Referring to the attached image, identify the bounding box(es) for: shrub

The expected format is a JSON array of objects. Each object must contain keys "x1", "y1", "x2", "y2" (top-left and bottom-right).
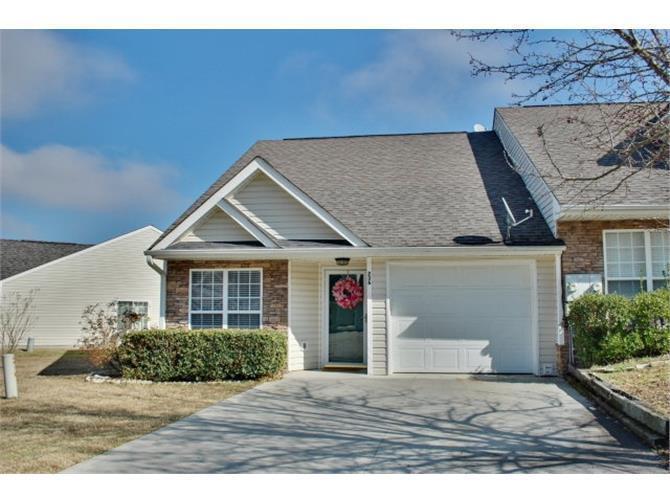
[
  {"x1": 78, "y1": 302, "x2": 148, "y2": 369},
  {"x1": 630, "y1": 289, "x2": 670, "y2": 357},
  {"x1": 117, "y1": 328, "x2": 287, "y2": 381},
  {"x1": 568, "y1": 289, "x2": 670, "y2": 367},
  {"x1": 568, "y1": 293, "x2": 632, "y2": 366}
]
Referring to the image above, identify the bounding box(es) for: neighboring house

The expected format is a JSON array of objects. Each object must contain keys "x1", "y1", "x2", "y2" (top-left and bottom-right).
[
  {"x1": 494, "y1": 103, "x2": 669, "y2": 367},
  {"x1": 0, "y1": 226, "x2": 164, "y2": 347}
]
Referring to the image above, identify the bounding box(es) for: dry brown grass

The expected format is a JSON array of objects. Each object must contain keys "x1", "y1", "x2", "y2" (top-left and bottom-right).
[
  {"x1": 0, "y1": 349, "x2": 258, "y2": 473},
  {"x1": 593, "y1": 360, "x2": 670, "y2": 417}
]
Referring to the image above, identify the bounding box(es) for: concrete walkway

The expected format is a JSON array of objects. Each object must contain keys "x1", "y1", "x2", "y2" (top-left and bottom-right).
[{"x1": 66, "y1": 372, "x2": 667, "y2": 473}]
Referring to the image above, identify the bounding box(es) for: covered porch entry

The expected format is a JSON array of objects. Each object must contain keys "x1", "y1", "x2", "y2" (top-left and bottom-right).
[{"x1": 288, "y1": 258, "x2": 370, "y2": 373}]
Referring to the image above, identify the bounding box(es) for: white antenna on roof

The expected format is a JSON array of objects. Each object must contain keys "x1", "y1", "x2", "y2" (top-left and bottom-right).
[
  {"x1": 473, "y1": 123, "x2": 486, "y2": 132},
  {"x1": 502, "y1": 197, "x2": 534, "y2": 242}
]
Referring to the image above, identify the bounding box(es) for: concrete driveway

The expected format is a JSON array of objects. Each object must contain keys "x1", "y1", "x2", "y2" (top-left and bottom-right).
[{"x1": 66, "y1": 372, "x2": 666, "y2": 473}]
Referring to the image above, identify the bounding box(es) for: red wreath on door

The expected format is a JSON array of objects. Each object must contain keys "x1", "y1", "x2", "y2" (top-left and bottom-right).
[{"x1": 331, "y1": 276, "x2": 364, "y2": 310}]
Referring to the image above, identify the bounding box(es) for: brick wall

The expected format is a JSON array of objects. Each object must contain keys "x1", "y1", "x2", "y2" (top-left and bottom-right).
[
  {"x1": 165, "y1": 260, "x2": 288, "y2": 330},
  {"x1": 556, "y1": 219, "x2": 668, "y2": 373},
  {"x1": 558, "y1": 219, "x2": 669, "y2": 275}
]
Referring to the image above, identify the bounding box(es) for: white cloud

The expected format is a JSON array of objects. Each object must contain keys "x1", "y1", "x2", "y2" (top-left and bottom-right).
[
  {"x1": 312, "y1": 30, "x2": 530, "y2": 121},
  {"x1": 1, "y1": 144, "x2": 183, "y2": 214},
  {"x1": 0, "y1": 30, "x2": 135, "y2": 118}
]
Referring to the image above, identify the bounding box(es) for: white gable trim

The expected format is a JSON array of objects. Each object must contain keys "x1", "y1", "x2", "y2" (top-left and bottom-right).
[
  {"x1": 153, "y1": 157, "x2": 367, "y2": 250},
  {"x1": 1, "y1": 226, "x2": 162, "y2": 285},
  {"x1": 216, "y1": 199, "x2": 278, "y2": 248}
]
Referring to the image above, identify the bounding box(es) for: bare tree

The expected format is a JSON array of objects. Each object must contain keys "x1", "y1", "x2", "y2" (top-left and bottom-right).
[
  {"x1": 0, "y1": 290, "x2": 37, "y2": 354},
  {"x1": 78, "y1": 301, "x2": 147, "y2": 369},
  {"x1": 455, "y1": 29, "x2": 669, "y2": 205}
]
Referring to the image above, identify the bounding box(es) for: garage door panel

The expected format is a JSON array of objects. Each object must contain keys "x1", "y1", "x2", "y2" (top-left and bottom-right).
[
  {"x1": 463, "y1": 347, "x2": 493, "y2": 372},
  {"x1": 391, "y1": 289, "x2": 531, "y2": 318},
  {"x1": 389, "y1": 263, "x2": 535, "y2": 374},
  {"x1": 395, "y1": 347, "x2": 426, "y2": 371},
  {"x1": 430, "y1": 348, "x2": 460, "y2": 371}
]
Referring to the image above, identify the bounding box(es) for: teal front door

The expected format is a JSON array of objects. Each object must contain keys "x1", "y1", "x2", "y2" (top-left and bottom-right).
[{"x1": 327, "y1": 272, "x2": 365, "y2": 363}]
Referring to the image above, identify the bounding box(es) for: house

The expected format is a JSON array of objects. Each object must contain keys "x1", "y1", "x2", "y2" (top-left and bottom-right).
[
  {"x1": 146, "y1": 103, "x2": 669, "y2": 377},
  {"x1": 0, "y1": 226, "x2": 164, "y2": 347},
  {"x1": 147, "y1": 131, "x2": 566, "y2": 376},
  {"x1": 494, "y1": 103, "x2": 670, "y2": 365}
]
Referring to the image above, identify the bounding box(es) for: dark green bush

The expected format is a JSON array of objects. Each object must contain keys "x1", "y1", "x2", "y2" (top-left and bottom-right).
[
  {"x1": 630, "y1": 289, "x2": 670, "y2": 357},
  {"x1": 117, "y1": 328, "x2": 287, "y2": 381},
  {"x1": 568, "y1": 289, "x2": 670, "y2": 367}
]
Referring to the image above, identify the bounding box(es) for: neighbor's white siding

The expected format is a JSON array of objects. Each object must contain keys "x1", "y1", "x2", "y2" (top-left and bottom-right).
[
  {"x1": 368, "y1": 255, "x2": 559, "y2": 375},
  {"x1": 493, "y1": 110, "x2": 561, "y2": 235},
  {"x1": 180, "y1": 207, "x2": 252, "y2": 242},
  {"x1": 0, "y1": 227, "x2": 163, "y2": 347},
  {"x1": 229, "y1": 172, "x2": 340, "y2": 241}
]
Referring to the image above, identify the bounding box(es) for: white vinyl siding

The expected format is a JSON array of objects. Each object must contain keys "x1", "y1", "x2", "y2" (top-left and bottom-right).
[
  {"x1": 228, "y1": 172, "x2": 341, "y2": 241},
  {"x1": 604, "y1": 230, "x2": 670, "y2": 296},
  {"x1": 493, "y1": 110, "x2": 560, "y2": 235},
  {"x1": 287, "y1": 258, "x2": 366, "y2": 371},
  {"x1": 536, "y1": 256, "x2": 559, "y2": 369},
  {"x1": 288, "y1": 261, "x2": 321, "y2": 370},
  {"x1": 0, "y1": 227, "x2": 162, "y2": 347},
  {"x1": 370, "y1": 258, "x2": 388, "y2": 375},
  {"x1": 180, "y1": 207, "x2": 254, "y2": 243}
]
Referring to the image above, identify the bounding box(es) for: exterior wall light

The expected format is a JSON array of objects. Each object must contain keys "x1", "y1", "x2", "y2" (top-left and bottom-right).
[{"x1": 335, "y1": 257, "x2": 350, "y2": 266}]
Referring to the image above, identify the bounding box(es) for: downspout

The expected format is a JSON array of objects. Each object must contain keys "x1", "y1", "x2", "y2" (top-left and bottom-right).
[{"x1": 146, "y1": 255, "x2": 166, "y2": 328}]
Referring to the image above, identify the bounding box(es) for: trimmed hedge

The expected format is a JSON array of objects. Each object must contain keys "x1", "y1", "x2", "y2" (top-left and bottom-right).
[
  {"x1": 568, "y1": 289, "x2": 670, "y2": 367},
  {"x1": 117, "y1": 328, "x2": 287, "y2": 381}
]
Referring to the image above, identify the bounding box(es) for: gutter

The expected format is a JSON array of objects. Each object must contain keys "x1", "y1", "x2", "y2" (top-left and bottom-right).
[
  {"x1": 559, "y1": 205, "x2": 670, "y2": 221},
  {"x1": 145, "y1": 255, "x2": 165, "y2": 275},
  {"x1": 146, "y1": 245, "x2": 566, "y2": 261}
]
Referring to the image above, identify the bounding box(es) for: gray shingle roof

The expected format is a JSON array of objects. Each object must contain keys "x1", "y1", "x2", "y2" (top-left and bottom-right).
[
  {"x1": 0, "y1": 239, "x2": 91, "y2": 280},
  {"x1": 154, "y1": 131, "x2": 559, "y2": 249},
  {"x1": 496, "y1": 103, "x2": 670, "y2": 207}
]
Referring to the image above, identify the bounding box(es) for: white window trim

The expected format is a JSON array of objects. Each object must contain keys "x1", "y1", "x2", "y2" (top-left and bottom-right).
[
  {"x1": 603, "y1": 229, "x2": 670, "y2": 294},
  {"x1": 188, "y1": 268, "x2": 263, "y2": 329}
]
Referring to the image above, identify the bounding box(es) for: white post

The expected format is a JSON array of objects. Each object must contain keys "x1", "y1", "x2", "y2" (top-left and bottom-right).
[{"x1": 3, "y1": 353, "x2": 18, "y2": 399}]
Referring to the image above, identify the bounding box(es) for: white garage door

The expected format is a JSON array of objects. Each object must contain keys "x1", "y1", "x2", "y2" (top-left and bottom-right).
[{"x1": 389, "y1": 262, "x2": 535, "y2": 373}]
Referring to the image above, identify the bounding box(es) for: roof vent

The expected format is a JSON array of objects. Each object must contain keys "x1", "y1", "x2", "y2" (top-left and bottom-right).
[{"x1": 473, "y1": 123, "x2": 486, "y2": 132}]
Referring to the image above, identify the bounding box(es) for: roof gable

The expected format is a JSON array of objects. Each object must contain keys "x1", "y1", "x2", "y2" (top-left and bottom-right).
[
  {"x1": 154, "y1": 132, "x2": 559, "y2": 249},
  {"x1": 152, "y1": 157, "x2": 366, "y2": 250},
  {"x1": 178, "y1": 206, "x2": 262, "y2": 244},
  {"x1": 228, "y1": 171, "x2": 341, "y2": 241}
]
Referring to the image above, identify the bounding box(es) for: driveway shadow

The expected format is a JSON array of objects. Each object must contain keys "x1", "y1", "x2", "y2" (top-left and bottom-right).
[{"x1": 66, "y1": 373, "x2": 667, "y2": 474}]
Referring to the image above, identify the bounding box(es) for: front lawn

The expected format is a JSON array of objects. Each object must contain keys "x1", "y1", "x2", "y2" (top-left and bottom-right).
[
  {"x1": 591, "y1": 355, "x2": 670, "y2": 417},
  {"x1": 0, "y1": 349, "x2": 258, "y2": 473}
]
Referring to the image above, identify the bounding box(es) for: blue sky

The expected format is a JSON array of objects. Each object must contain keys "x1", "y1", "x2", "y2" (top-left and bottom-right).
[{"x1": 1, "y1": 30, "x2": 577, "y2": 244}]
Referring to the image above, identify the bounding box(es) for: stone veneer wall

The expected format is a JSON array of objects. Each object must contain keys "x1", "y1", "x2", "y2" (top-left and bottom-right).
[{"x1": 165, "y1": 260, "x2": 288, "y2": 330}]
